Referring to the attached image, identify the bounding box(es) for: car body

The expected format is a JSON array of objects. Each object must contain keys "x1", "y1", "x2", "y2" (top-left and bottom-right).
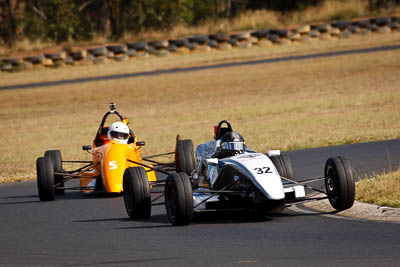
[
  {"x1": 121, "y1": 120, "x2": 355, "y2": 226},
  {"x1": 161, "y1": 120, "x2": 355, "y2": 225},
  {"x1": 192, "y1": 143, "x2": 305, "y2": 212},
  {"x1": 36, "y1": 103, "x2": 164, "y2": 201},
  {"x1": 79, "y1": 103, "x2": 156, "y2": 193}
]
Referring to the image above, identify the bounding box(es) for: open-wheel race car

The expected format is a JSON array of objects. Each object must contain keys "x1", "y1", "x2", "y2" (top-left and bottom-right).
[
  {"x1": 123, "y1": 120, "x2": 355, "y2": 226},
  {"x1": 36, "y1": 103, "x2": 175, "y2": 201}
]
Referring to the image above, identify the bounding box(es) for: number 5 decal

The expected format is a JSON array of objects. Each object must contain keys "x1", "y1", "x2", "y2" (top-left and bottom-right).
[{"x1": 109, "y1": 161, "x2": 118, "y2": 170}]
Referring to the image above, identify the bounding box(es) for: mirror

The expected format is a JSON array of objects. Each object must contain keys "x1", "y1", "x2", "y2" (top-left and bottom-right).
[
  {"x1": 82, "y1": 145, "x2": 92, "y2": 151},
  {"x1": 136, "y1": 141, "x2": 145, "y2": 147},
  {"x1": 268, "y1": 150, "x2": 281, "y2": 156}
]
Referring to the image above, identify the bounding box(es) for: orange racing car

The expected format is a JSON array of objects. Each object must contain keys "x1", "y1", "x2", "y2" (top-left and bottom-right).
[{"x1": 36, "y1": 103, "x2": 175, "y2": 201}]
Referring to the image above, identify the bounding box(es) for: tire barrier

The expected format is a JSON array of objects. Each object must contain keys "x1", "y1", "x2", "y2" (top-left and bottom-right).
[
  {"x1": 87, "y1": 47, "x2": 107, "y2": 57},
  {"x1": 45, "y1": 51, "x2": 67, "y2": 67},
  {"x1": 1, "y1": 14, "x2": 400, "y2": 72}
]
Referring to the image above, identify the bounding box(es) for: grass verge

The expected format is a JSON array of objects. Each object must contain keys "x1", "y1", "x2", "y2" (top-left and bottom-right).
[
  {"x1": 356, "y1": 170, "x2": 400, "y2": 208},
  {"x1": 0, "y1": 33, "x2": 399, "y2": 183}
]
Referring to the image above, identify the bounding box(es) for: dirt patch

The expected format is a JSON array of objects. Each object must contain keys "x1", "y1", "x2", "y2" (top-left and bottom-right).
[{"x1": 303, "y1": 195, "x2": 400, "y2": 223}]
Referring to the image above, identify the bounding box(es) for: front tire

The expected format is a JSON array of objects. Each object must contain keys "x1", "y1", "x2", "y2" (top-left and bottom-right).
[
  {"x1": 36, "y1": 157, "x2": 55, "y2": 201},
  {"x1": 175, "y1": 139, "x2": 196, "y2": 176},
  {"x1": 123, "y1": 167, "x2": 151, "y2": 219},
  {"x1": 270, "y1": 154, "x2": 294, "y2": 180},
  {"x1": 44, "y1": 150, "x2": 64, "y2": 195},
  {"x1": 165, "y1": 172, "x2": 193, "y2": 226},
  {"x1": 324, "y1": 156, "x2": 355, "y2": 210}
]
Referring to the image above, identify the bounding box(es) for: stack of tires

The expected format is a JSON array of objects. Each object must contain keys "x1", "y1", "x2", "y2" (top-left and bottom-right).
[
  {"x1": 127, "y1": 42, "x2": 148, "y2": 58},
  {"x1": 87, "y1": 47, "x2": 108, "y2": 64},
  {"x1": 1, "y1": 14, "x2": 399, "y2": 72},
  {"x1": 107, "y1": 45, "x2": 128, "y2": 62},
  {"x1": 148, "y1": 40, "x2": 169, "y2": 56}
]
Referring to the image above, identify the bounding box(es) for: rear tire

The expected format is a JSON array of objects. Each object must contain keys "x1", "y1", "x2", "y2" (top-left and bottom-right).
[
  {"x1": 324, "y1": 156, "x2": 355, "y2": 210},
  {"x1": 36, "y1": 157, "x2": 55, "y2": 201},
  {"x1": 165, "y1": 172, "x2": 193, "y2": 226},
  {"x1": 270, "y1": 154, "x2": 294, "y2": 180},
  {"x1": 44, "y1": 150, "x2": 64, "y2": 195},
  {"x1": 175, "y1": 139, "x2": 196, "y2": 175},
  {"x1": 123, "y1": 167, "x2": 151, "y2": 219}
]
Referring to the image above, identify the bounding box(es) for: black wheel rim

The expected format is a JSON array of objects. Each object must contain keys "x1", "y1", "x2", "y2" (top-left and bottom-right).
[
  {"x1": 326, "y1": 166, "x2": 338, "y2": 202},
  {"x1": 166, "y1": 182, "x2": 176, "y2": 220}
]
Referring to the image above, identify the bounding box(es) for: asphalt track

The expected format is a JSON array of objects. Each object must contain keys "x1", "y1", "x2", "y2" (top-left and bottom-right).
[
  {"x1": 1, "y1": 140, "x2": 399, "y2": 266},
  {"x1": 1, "y1": 44, "x2": 400, "y2": 91}
]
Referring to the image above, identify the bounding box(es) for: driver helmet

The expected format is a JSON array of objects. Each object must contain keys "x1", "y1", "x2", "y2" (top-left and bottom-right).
[
  {"x1": 107, "y1": 122, "x2": 130, "y2": 144},
  {"x1": 219, "y1": 131, "x2": 245, "y2": 157}
]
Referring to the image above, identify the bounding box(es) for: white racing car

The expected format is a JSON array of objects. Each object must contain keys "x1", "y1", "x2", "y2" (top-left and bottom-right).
[
  {"x1": 165, "y1": 120, "x2": 355, "y2": 225},
  {"x1": 123, "y1": 120, "x2": 355, "y2": 226}
]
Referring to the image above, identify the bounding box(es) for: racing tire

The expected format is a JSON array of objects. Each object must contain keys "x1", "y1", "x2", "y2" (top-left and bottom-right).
[
  {"x1": 45, "y1": 51, "x2": 67, "y2": 61},
  {"x1": 126, "y1": 42, "x2": 147, "y2": 51},
  {"x1": 371, "y1": 16, "x2": 391, "y2": 27},
  {"x1": 270, "y1": 154, "x2": 294, "y2": 180},
  {"x1": 87, "y1": 47, "x2": 107, "y2": 57},
  {"x1": 269, "y1": 29, "x2": 288, "y2": 38},
  {"x1": 312, "y1": 23, "x2": 330, "y2": 33},
  {"x1": 268, "y1": 34, "x2": 280, "y2": 43},
  {"x1": 23, "y1": 55, "x2": 44, "y2": 65},
  {"x1": 352, "y1": 19, "x2": 370, "y2": 29},
  {"x1": 230, "y1": 32, "x2": 250, "y2": 41},
  {"x1": 208, "y1": 40, "x2": 218, "y2": 48},
  {"x1": 165, "y1": 172, "x2": 193, "y2": 226},
  {"x1": 169, "y1": 38, "x2": 189, "y2": 48},
  {"x1": 331, "y1": 20, "x2": 350, "y2": 31},
  {"x1": 44, "y1": 150, "x2": 64, "y2": 195},
  {"x1": 106, "y1": 45, "x2": 127, "y2": 54},
  {"x1": 251, "y1": 30, "x2": 269, "y2": 38},
  {"x1": 188, "y1": 35, "x2": 209, "y2": 45},
  {"x1": 68, "y1": 50, "x2": 86, "y2": 60},
  {"x1": 36, "y1": 157, "x2": 55, "y2": 201},
  {"x1": 175, "y1": 139, "x2": 196, "y2": 176},
  {"x1": 3, "y1": 57, "x2": 22, "y2": 65},
  {"x1": 210, "y1": 32, "x2": 230, "y2": 43},
  {"x1": 167, "y1": 45, "x2": 177, "y2": 52},
  {"x1": 148, "y1": 40, "x2": 169, "y2": 49},
  {"x1": 324, "y1": 156, "x2": 355, "y2": 211},
  {"x1": 123, "y1": 167, "x2": 151, "y2": 219}
]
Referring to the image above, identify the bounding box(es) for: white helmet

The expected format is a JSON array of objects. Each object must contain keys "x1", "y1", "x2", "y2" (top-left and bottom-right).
[{"x1": 107, "y1": 122, "x2": 130, "y2": 144}]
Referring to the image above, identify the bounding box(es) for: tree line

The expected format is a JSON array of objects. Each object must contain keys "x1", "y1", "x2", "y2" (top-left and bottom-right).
[{"x1": 1, "y1": 0, "x2": 399, "y2": 47}]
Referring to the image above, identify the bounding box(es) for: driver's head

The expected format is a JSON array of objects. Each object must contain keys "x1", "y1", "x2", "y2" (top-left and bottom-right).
[
  {"x1": 107, "y1": 122, "x2": 130, "y2": 144},
  {"x1": 219, "y1": 131, "x2": 245, "y2": 157}
]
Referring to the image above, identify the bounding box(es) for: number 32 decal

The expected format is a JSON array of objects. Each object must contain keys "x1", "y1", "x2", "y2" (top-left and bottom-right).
[{"x1": 254, "y1": 167, "x2": 272, "y2": 174}]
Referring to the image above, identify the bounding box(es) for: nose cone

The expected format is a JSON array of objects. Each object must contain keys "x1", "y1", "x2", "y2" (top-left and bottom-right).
[{"x1": 102, "y1": 142, "x2": 130, "y2": 193}]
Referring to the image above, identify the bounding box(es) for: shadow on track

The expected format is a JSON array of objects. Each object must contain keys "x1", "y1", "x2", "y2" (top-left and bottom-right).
[
  {"x1": 0, "y1": 194, "x2": 38, "y2": 199},
  {"x1": 54, "y1": 191, "x2": 123, "y2": 200},
  {"x1": 0, "y1": 200, "x2": 41, "y2": 206},
  {"x1": 73, "y1": 217, "x2": 132, "y2": 223},
  {"x1": 0, "y1": 194, "x2": 40, "y2": 205},
  {"x1": 114, "y1": 207, "x2": 339, "y2": 229},
  {"x1": 65, "y1": 257, "x2": 183, "y2": 266},
  {"x1": 0, "y1": 191, "x2": 123, "y2": 205}
]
